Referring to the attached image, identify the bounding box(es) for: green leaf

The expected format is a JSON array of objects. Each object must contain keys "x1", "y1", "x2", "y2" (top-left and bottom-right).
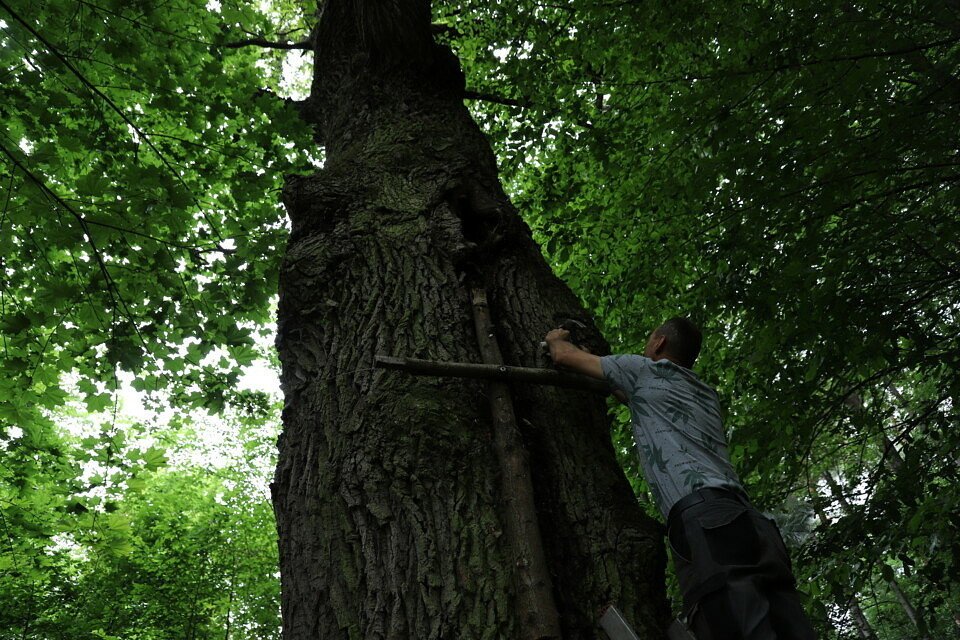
[
  {"x1": 141, "y1": 446, "x2": 168, "y2": 471},
  {"x1": 85, "y1": 392, "x2": 114, "y2": 413},
  {"x1": 879, "y1": 563, "x2": 895, "y2": 583}
]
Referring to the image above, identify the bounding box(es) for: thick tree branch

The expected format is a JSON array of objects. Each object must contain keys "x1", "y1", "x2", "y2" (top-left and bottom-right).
[
  {"x1": 223, "y1": 37, "x2": 312, "y2": 50},
  {"x1": 431, "y1": 22, "x2": 460, "y2": 38},
  {"x1": 463, "y1": 89, "x2": 531, "y2": 108}
]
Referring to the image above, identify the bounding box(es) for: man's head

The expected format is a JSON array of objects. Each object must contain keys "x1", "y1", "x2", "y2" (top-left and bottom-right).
[{"x1": 643, "y1": 317, "x2": 702, "y2": 369}]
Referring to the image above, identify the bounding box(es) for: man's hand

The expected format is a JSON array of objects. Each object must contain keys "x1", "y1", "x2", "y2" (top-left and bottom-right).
[{"x1": 544, "y1": 328, "x2": 604, "y2": 380}]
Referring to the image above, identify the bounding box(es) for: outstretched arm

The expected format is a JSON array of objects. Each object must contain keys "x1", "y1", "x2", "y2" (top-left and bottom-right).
[{"x1": 545, "y1": 329, "x2": 628, "y2": 404}]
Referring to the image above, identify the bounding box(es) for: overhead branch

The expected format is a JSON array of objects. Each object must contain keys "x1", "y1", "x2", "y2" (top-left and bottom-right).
[
  {"x1": 431, "y1": 22, "x2": 460, "y2": 38},
  {"x1": 608, "y1": 35, "x2": 960, "y2": 87},
  {"x1": 76, "y1": 0, "x2": 213, "y2": 47},
  {"x1": 463, "y1": 90, "x2": 599, "y2": 129},
  {"x1": 2, "y1": 147, "x2": 232, "y2": 256},
  {"x1": 0, "y1": 142, "x2": 143, "y2": 344},
  {"x1": 463, "y1": 89, "x2": 531, "y2": 109},
  {"x1": 223, "y1": 37, "x2": 312, "y2": 51},
  {"x1": 80, "y1": 217, "x2": 235, "y2": 254}
]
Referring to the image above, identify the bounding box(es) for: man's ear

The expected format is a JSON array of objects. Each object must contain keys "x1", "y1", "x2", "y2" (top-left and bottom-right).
[{"x1": 653, "y1": 334, "x2": 668, "y2": 356}]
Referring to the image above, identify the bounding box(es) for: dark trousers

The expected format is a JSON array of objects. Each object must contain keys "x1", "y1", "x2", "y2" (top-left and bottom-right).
[{"x1": 667, "y1": 488, "x2": 818, "y2": 640}]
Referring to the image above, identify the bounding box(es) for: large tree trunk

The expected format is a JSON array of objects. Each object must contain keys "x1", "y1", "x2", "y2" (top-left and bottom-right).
[{"x1": 272, "y1": 2, "x2": 669, "y2": 638}]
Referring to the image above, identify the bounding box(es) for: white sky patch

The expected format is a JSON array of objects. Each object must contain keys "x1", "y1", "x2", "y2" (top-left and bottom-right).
[
  {"x1": 82, "y1": 355, "x2": 280, "y2": 499},
  {"x1": 492, "y1": 42, "x2": 533, "y2": 62},
  {"x1": 88, "y1": 316, "x2": 281, "y2": 455},
  {"x1": 126, "y1": 123, "x2": 141, "y2": 143},
  {"x1": 240, "y1": 359, "x2": 281, "y2": 394},
  {"x1": 240, "y1": 318, "x2": 281, "y2": 394},
  {"x1": 48, "y1": 533, "x2": 87, "y2": 560},
  {"x1": 115, "y1": 370, "x2": 169, "y2": 423},
  {"x1": 279, "y1": 50, "x2": 312, "y2": 101},
  {"x1": 205, "y1": 0, "x2": 222, "y2": 12}
]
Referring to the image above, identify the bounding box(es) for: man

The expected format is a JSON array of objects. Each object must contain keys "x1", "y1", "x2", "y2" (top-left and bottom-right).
[{"x1": 545, "y1": 318, "x2": 816, "y2": 640}]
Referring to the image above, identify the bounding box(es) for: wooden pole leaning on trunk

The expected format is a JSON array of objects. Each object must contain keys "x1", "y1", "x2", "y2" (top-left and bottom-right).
[
  {"x1": 373, "y1": 290, "x2": 610, "y2": 638},
  {"x1": 470, "y1": 288, "x2": 562, "y2": 640}
]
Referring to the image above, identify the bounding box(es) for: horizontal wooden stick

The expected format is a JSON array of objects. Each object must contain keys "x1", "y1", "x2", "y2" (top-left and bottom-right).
[{"x1": 374, "y1": 355, "x2": 611, "y2": 393}]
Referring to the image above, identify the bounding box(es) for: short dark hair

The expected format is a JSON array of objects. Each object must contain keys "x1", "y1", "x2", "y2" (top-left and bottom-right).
[{"x1": 655, "y1": 317, "x2": 702, "y2": 368}]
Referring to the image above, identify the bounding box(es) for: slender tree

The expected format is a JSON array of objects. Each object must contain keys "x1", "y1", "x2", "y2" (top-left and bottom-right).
[{"x1": 271, "y1": 1, "x2": 668, "y2": 638}]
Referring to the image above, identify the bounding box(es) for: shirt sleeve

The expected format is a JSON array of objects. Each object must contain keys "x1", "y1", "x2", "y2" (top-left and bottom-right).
[{"x1": 600, "y1": 355, "x2": 651, "y2": 395}]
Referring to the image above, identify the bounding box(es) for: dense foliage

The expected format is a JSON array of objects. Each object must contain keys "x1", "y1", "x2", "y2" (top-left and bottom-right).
[
  {"x1": 1, "y1": 1, "x2": 303, "y2": 637},
  {"x1": 0, "y1": 390, "x2": 282, "y2": 640},
  {"x1": 2, "y1": 0, "x2": 958, "y2": 638}
]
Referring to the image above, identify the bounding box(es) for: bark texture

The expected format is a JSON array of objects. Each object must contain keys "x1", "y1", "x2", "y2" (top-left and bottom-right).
[{"x1": 272, "y1": 1, "x2": 670, "y2": 638}]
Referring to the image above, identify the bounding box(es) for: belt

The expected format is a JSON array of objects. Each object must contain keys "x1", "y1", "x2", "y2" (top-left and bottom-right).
[{"x1": 667, "y1": 486, "x2": 752, "y2": 531}]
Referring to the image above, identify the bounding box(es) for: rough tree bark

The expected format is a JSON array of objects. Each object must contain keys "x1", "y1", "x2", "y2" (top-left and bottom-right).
[{"x1": 272, "y1": 1, "x2": 669, "y2": 638}]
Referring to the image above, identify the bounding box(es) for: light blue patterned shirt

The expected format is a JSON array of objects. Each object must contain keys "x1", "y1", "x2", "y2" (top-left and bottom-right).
[{"x1": 601, "y1": 354, "x2": 744, "y2": 517}]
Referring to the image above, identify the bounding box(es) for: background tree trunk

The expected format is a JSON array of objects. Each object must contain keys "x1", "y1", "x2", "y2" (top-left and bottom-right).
[{"x1": 272, "y1": 2, "x2": 669, "y2": 638}]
